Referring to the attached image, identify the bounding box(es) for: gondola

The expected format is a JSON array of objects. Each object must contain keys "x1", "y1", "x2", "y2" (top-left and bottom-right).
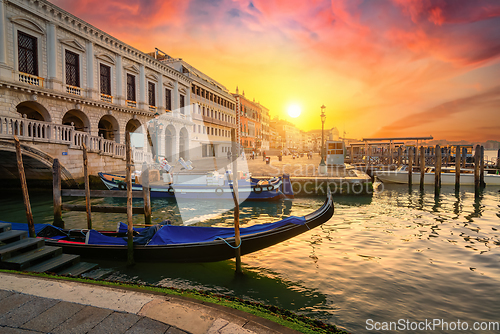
[{"x1": 13, "y1": 190, "x2": 333, "y2": 263}]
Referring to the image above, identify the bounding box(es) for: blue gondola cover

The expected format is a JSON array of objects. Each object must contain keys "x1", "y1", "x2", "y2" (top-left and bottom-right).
[{"x1": 87, "y1": 216, "x2": 306, "y2": 246}]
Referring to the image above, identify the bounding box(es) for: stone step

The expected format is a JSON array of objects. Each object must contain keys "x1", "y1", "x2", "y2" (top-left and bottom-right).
[
  {"x1": 81, "y1": 268, "x2": 115, "y2": 280},
  {"x1": 0, "y1": 230, "x2": 28, "y2": 243},
  {"x1": 3, "y1": 246, "x2": 63, "y2": 270},
  {"x1": 0, "y1": 238, "x2": 45, "y2": 262},
  {"x1": 57, "y1": 262, "x2": 99, "y2": 276},
  {"x1": 26, "y1": 254, "x2": 81, "y2": 273},
  {"x1": 0, "y1": 222, "x2": 12, "y2": 233}
]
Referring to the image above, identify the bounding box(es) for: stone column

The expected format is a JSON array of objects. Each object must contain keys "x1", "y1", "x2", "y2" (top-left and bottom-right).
[
  {"x1": 115, "y1": 54, "x2": 123, "y2": 105},
  {"x1": 0, "y1": 0, "x2": 11, "y2": 80},
  {"x1": 139, "y1": 64, "x2": 146, "y2": 110},
  {"x1": 86, "y1": 40, "x2": 98, "y2": 99},
  {"x1": 46, "y1": 22, "x2": 61, "y2": 90}
]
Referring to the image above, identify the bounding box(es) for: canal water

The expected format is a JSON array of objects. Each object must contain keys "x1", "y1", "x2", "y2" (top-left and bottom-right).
[{"x1": 1, "y1": 184, "x2": 500, "y2": 333}]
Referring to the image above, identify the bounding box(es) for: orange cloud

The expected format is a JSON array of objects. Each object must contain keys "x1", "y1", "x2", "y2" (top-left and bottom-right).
[{"x1": 49, "y1": 0, "x2": 500, "y2": 141}]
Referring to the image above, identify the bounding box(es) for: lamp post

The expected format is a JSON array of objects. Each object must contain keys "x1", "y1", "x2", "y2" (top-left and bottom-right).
[{"x1": 319, "y1": 105, "x2": 327, "y2": 174}]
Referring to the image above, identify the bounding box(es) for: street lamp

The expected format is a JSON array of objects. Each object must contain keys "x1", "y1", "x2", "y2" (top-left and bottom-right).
[{"x1": 319, "y1": 105, "x2": 327, "y2": 173}]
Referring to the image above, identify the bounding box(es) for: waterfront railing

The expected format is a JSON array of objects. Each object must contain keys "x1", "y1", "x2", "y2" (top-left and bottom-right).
[{"x1": 0, "y1": 115, "x2": 126, "y2": 160}]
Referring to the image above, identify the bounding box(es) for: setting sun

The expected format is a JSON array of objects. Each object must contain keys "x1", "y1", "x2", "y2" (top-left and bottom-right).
[{"x1": 287, "y1": 105, "x2": 301, "y2": 118}]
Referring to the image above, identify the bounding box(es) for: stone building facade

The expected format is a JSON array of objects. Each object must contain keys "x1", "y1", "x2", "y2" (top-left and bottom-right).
[
  {"x1": 233, "y1": 88, "x2": 263, "y2": 154},
  {"x1": 162, "y1": 57, "x2": 237, "y2": 159},
  {"x1": 0, "y1": 0, "x2": 193, "y2": 171}
]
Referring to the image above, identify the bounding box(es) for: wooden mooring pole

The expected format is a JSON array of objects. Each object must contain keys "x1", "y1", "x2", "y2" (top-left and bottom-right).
[
  {"x1": 52, "y1": 159, "x2": 63, "y2": 228},
  {"x1": 435, "y1": 145, "x2": 441, "y2": 193},
  {"x1": 474, "y1": 144, "x2": 480, "y2": 192},
  {"x1": 83, "y1": 144, "x2": 91, "y2": 229},
  {"x1": 408, "y1": 147, "x2": 413, "y2": 187},
  {"x1": 420, "y1": 146, "x2": 425, "y2": 190},
  {"x1": 462, "y1": 147, "x2": 467, "y2": 169},
  {"x1": 497, "y1": 149, "x2": 500, "y2": 169},
  {"x1": 231, "y1": 129, "x2": 242, "y2": 274},
  {"x1": 142, "y1": 164, "x2": 152, "y2": 225},
  {"x1": 397, "y1": 147, "x2": 402, "y2": 169},
  {"x1": 126, "y1": 132, "x2": 134, "y2": 265},
  {"x1": 14, "y1": 136, "x2": 35, "y2": 238},
  {"x1": 480, "y1": 146, "x2": 485, "y2": 187},
  {"x1": 455, "y1": 145, "x2": 461, "y2": 189}
]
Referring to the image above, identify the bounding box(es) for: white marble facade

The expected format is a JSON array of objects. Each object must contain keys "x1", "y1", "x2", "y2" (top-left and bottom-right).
[{"x1": 0, "y1": 0, "x2": 193, "y2": 160}]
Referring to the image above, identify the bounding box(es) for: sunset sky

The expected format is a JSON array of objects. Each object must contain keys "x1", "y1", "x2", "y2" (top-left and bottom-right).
[{"x1": 52, "y1": 0, "x2": 500, "y2": 142}]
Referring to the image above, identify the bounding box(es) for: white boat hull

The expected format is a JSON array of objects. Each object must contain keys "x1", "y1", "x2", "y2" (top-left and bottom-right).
[{"x1": 374, "y1": 171, "x2": 500, "y2": 185}]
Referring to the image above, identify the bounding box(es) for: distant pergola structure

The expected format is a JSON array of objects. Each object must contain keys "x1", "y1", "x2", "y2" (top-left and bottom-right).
[
  {"x1": 361, "y1": 136, "x2": 433, "y2": 152},
  {"x1": 361, "y1": 136, "x2": 434, "y2": 146},
  {"x1": 348, "y1": 136, "x2": 434, "y2": 163}
]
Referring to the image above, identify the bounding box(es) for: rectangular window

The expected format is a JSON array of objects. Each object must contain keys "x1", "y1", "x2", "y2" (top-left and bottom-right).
[
  {"x1": 100, "y1": 64, "x2": 111, "y2": 95},
  {"x1": 18, "y1": 31, "x2": 38, "y2": 76},
  {"x1": 148, "y1": 82, "x2": 156, "y2": 106},
  {"x1": 65, "y1": 50, "x2": 79, "y2": 87},
  {"x1": 165, "y1": 89, "x2": 172, "y2": 110},
  {"x1": 126, "y1": 74, "x2": 136, "y2": 101},
  {"x1": 180, "y1": 94, "x2": 185, "y2": 108}
]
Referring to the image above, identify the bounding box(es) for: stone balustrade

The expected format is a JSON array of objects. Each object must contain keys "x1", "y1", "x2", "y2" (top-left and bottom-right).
[{"x1": 0, "y1": 115, "x2": 126, "y2": 160}]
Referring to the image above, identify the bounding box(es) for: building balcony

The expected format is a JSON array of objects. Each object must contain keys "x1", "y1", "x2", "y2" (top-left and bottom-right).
[
  {"x1": 100, "y1": 93, "x2": 113, "y2": 103},
  {"x1": 66, "y1": 85, "x2": 81, "y2": 96},
  {"x1": 149, "y1": 105, "x2": 157, "y2": 113},
  {"x1": 18, "y1": 73, "x2": 44, "y2": 87},
  {"x1": 126, "y1": 100, "x2": 137, "y2": 108}
]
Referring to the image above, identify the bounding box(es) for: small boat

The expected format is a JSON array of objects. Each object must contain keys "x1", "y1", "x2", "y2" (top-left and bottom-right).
[
  {"x1": 374, "y1": 166, "x2": 500, "y2": 185},
  {"x1": 12, "y1": 190, "x2": 334, "y2": 262},
  {"x1": 98, "y1": 171, "x2": 293, "y2": 200}
]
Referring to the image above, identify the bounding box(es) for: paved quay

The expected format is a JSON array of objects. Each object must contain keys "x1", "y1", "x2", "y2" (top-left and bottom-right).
[
  {"x1": 158, "y1": 154, "x2": 362, "y2": 178},
  {"x1": 0, "y1": 272, "x2": 300, "y2": 334}
]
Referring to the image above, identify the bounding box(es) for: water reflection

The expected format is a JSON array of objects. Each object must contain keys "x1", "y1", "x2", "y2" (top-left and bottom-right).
[{"x1": 1, "y1": 186, "x2": 500, "y2": 333}]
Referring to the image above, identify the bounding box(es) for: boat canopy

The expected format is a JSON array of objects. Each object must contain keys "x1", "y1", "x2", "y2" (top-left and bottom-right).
[{"x1": 87, "y1": 217, "x2": 307, "y2": 246}]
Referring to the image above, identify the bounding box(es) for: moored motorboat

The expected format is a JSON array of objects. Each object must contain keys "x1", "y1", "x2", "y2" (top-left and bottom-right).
[
  {"x1": 374, "y1": 166, "x2": 500, "y2": 185},
  {"x1": 10, "y1": 190, "x2": 334, "y2": 262}
]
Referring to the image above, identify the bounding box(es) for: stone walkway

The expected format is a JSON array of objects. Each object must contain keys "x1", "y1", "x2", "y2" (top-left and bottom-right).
[
  {"x1": 175, "y1": 154, "x2": 351, "y2": 178},
  {"x1": 0, "y1": 272, "x2": 300, "y2": 334}
]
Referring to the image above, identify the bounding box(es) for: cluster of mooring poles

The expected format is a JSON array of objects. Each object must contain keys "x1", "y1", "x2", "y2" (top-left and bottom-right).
[
  {"x1": 16, "y1": 133, "x2": 243, "y2": 272},
  {"x1": 404, "y1": 144, "x2": 488, "y2": 195}
]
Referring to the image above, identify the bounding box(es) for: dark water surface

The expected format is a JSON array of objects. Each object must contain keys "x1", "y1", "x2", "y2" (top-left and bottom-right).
[{"x1": 1, "y1": 185, "x2": 500, "y2": 333}]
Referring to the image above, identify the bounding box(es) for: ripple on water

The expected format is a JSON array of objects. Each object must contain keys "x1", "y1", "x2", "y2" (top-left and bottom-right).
[{"x1": 1, "y1": 186, "x2": 500, "y2": 332}]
